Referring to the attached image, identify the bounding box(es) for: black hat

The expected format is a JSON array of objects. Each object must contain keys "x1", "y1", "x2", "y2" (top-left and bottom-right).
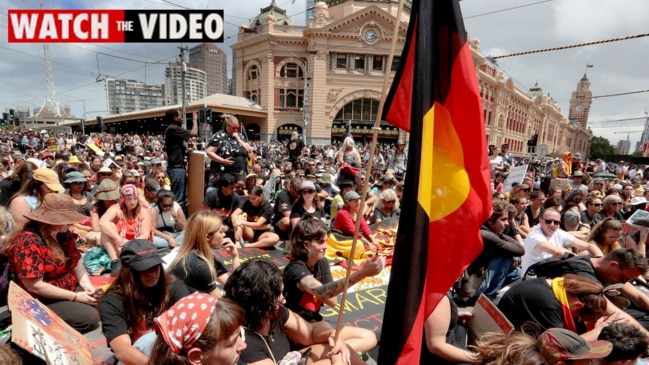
[
  {"x1": 338, "y1": 180, "x2": 354, "y2": 188},
  {"x1": 120, "y1": 239, "x2": 163, "y2": 272}
]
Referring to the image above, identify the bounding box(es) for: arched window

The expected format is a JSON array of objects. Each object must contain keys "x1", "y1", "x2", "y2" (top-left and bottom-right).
[
  {"x1": 280, "y1": 63, "x2": 303, "y2": 78},
  {"x1": 247, "y1": 65, "x2": 259, "y2": 80}
]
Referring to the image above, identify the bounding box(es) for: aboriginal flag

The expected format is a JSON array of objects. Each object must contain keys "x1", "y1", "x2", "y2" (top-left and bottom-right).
[{"x1": 377, "y1": 0, "x2": 492, "y2": 364}]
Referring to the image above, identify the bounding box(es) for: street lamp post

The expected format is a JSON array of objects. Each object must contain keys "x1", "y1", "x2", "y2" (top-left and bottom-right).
[{"x1": 270, "y1": 41, "x2": 309, "y2": 144}]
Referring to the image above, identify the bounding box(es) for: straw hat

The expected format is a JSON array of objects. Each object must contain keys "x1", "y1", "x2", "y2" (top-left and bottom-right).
[
  {"x1": 24, "y1": 194, "x2": 88, "y2": 225},
  {"x1": 33, "y1": 168, "x2": 64, "y2": 191},
  {"x1": 68, "y1": 155, "x2": 81, "y2": 165},
  {"x1": 95, "y1": 179, "x2": 120, "y2": 201}
]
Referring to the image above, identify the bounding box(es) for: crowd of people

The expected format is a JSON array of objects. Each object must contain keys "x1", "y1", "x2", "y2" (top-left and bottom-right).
[
  {"x1": 0, "y1": 109, "x2": 406, "y2": 365},
  {"x1": 3, "y1": 111, "x2": 649, "y2": 364},
  {"x1": 425, "y1": 143, "x2": 649, "y2": 364}
]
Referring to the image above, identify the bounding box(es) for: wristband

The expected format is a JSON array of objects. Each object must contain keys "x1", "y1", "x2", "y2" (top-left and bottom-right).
[{"x1": 70, "y1": 292, "x2": 78, "y2": 302}]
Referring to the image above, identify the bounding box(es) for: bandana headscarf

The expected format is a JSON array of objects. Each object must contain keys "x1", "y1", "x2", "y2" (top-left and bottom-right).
[
  {"x1": 551, "y1": 277, "x2": 577, "y2": 332},
  {"x1": 154, "y1": 293, "x2": 217, "y2": 354}
]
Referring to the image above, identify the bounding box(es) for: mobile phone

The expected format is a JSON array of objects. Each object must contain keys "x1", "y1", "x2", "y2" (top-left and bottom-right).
[{"x1": 299, "y1": 347, "x2": 312, "y2": 365}]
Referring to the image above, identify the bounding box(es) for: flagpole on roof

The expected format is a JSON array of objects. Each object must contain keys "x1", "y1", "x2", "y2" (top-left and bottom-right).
[{"x1": 332, "y1": 0, "x2": 407, "y2": 344}]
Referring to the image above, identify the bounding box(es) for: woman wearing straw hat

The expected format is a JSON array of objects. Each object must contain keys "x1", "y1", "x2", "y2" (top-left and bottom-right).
[
  {"x1": 100, "y1": 184, "x2": 152, "y2": 274},
  {"x1": 8, "y1": 167, "x2": 64, "y2": 230},
  {"x1": 4, "y1": 194, "x2": 100, "y2": 333}
]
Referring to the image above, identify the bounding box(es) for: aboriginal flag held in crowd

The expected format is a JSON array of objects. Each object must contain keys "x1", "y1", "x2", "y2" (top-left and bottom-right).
[{"x1": 377, "y1": 0, "x2": 492, "y2": 364}]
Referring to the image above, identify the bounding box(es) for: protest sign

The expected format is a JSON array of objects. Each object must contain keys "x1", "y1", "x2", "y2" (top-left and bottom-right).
[
  {"x1": 8, "y1": 282, "x2": 112, "y2": 365},
  {"x1": 503, "y1": 164, "x2": 528, "y2": 192}
]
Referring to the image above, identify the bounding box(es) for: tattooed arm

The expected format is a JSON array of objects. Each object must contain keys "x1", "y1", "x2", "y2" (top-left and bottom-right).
[{"x1": 297, "y1": 257, "x2": 385, "y2": 302}]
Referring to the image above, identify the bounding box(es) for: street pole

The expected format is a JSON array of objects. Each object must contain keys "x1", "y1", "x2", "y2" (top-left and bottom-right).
[{"x1": 179, "y1": 45, "x2": 188, "y2": 129}]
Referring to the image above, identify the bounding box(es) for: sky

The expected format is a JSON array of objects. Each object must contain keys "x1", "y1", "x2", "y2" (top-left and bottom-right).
[{"x1": 1, "y1": 0, "x2": 648, "y2": 148}]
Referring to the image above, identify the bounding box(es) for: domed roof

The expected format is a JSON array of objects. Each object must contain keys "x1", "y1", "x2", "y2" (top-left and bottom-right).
[
  {"x1": 580, "y1": 73, "x2": 589, "y2": 82},
  {"x1": 250, "y1": 0, "x2": 294, "y2": 28}
]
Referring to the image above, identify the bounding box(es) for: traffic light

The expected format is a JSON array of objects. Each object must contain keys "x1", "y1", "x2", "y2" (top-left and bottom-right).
[
  {"x1": 8, "y1": 109, "x2": 14, "y2": 120},
  {"x1": 204, "y1": 108, "x2": 212, "y2": 122},
  {"x1": 1, "y1": 113, "x2": 7, "y2": 127},
  {"x1": 96, "y1": 116, "x2": 104, "y2": 132}
]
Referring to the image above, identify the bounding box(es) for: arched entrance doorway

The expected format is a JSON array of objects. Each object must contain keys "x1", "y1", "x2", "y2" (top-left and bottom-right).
[
  {"x1": 245, "y1": 124, "x2": 261, "y2": 141},
  {"x1": 331, "y1": 98, "x2": 400, "y2": 144},
  {"x1": 277, "y1": 124, "x2": 303, "y2": 142}
]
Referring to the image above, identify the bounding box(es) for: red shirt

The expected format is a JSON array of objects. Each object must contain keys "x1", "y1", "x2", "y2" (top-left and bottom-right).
[
  {"x1": 333, "y1": 208, "x2": 372, "y2": 240},
  {"x1": 10, "y1": 230, "x2": 80, "y2": 297}
]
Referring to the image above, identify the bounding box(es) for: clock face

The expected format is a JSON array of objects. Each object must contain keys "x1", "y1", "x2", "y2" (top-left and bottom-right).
[
  {"x1": 364, "y1": 29, "x2": 378, "y2": 43},
  {"x1": 575, "y1": 105, "x2": 583, "y2": 112}
]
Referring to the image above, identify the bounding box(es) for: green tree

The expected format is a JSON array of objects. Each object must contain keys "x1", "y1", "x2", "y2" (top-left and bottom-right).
[{"x1": 589, "y1": 136, "x2": 615, "y2": 160}]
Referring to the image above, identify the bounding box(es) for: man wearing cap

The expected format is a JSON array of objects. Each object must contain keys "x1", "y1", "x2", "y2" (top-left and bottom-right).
[
  {"x1": 572, "y1": 152, "x2": 584, "y2": 173},
  {"x1": 143, "y1": 177, "x2": 161, "y2": 206},
  {"x1": 539, "y1": 328, "x2": 612, "y2": 364},
  {"x1": 570, "y1": 171, "x2": 589, "y2": 195},
  {"x1": 164, "y1": 108, "x2": 198, "y2": 209}
]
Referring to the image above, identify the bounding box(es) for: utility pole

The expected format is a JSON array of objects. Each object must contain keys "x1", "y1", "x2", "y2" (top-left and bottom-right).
[{"x1": 178, "y1": 45, "x2": 189, "y2": 129}]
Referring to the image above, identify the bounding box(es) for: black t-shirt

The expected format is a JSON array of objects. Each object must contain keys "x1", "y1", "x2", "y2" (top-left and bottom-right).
[
  {"x1": 272, "y1": 190, "x2": 296, "y2": 225},
  {"x1": 283, "y1": 259, "x2": 332, "y2": 322},
  {"x1": 164, "y1": 123, "x2": 191, "y2": 168},
  {"x1": 204, "y1": 189, "x2": 240, "y2": 226},
  {"x1": 241, "y1": 199, "x2": 273, "y2": 225},
  {"x1": 240, "y1": 306, "x2": 291, "y2": 364},
  {"x1": 99, "y1": 289, "x2": 184, "y2": 343},
  {"x1": 289, "y1": 204, "x2": 325, "y2": 221},
  {"x1": 287, "y1": 139, "x2": 305, "y2": 162},
  {"x1": 497, "y1": 278, "x2": 563, "y2": 332},
  {"x1": 169, "y1": 251, "x2": 229, "y2": 295}
]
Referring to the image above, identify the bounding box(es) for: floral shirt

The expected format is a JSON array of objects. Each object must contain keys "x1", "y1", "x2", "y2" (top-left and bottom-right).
[{"x1": 9, "y1": 230, "x2": 80, "y2": 296}]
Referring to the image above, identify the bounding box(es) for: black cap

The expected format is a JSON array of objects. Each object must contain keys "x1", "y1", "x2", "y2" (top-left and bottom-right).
[{"x1": 120, "y1": 239, "x2": 163, "y2": 272}]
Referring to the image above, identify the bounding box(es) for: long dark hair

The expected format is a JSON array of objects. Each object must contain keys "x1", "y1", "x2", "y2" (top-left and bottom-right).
[{"x1": 102, "y1": 263, "x2": 170, "y2": 334}]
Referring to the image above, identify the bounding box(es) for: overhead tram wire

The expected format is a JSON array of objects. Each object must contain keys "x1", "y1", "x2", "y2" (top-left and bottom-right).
[
  {"x1": 490, "y1": 32, "x2": 649, "y2": 60},
  {"x1": 464, "y1": 0, "x2": 553, "y2": 19}
]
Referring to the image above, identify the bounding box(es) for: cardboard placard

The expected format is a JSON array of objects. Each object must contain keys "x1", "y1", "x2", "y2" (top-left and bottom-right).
[
  {"x1": 549, "y1": 178, "x2": 571, "y2": 192},
  {"x1": 503, "y1": 164, "x2": 529, "y2": 192},
  {"x1": 469, "y1": 294, "x2": 513, "y2": 338},
  {"x1": 8, "y1": 282, "x2": 112, "y2": 365}
]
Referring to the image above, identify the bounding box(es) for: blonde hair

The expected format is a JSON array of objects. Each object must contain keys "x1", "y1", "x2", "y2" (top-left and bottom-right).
[
  {"x1": 377, "y1": 189, "x2": 400, "y2": 211},
  {"x1": 168, "y1": 211, "x2": 224, "y2": 282}
]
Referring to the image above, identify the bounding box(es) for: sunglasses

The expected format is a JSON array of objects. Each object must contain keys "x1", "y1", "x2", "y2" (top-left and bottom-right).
[
  {"x1": 543, "y1": 219, "x2": 561, "y2": 225},
  {"x1": 590, "y1": 203, "x2": 602, "y2": 207},
  {"x1": 235, "y1": 186, "x2": 245, "y2": 190},
  {"x1": 384, "y1": 200, "x2": 395, "y2": 204},
  {"x1": 301, "y1": 190, "x2": 316, "y2": 195},
  {"x1": 160, "y1": 203, "x2": 173, "y2": 208}
]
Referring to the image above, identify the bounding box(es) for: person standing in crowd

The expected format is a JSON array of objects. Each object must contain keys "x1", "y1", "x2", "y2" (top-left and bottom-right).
[
  {"x1": 99, "y1": 239, "x2": 171, "y2": 364},
  {"x1": 206, "y1": 114, "x2": 251, "y2": 183},
  {"x1": 5, "y1": 194, "x2": 100, "y2": 333},
  {"x1": 286, "y1": 131, "x2": 306, "y2": 165},
  {"x1": 164, "y1": 109, "x2": 198, "y2": 209}
]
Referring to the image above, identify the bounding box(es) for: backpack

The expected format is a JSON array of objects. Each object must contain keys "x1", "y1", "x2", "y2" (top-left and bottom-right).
[{"x1": 552, "y1": 165, "x2": 560, "y2": 178}]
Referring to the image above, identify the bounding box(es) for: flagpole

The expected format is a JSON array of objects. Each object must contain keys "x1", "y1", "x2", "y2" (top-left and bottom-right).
[{"x1": 333, "y1": 0, "x2": 406, "y2": 343}]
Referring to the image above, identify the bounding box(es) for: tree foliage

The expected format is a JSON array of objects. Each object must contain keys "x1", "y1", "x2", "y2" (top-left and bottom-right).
[{"x1": 589, "y1": 136, "x2": 615, "y2": 160}]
